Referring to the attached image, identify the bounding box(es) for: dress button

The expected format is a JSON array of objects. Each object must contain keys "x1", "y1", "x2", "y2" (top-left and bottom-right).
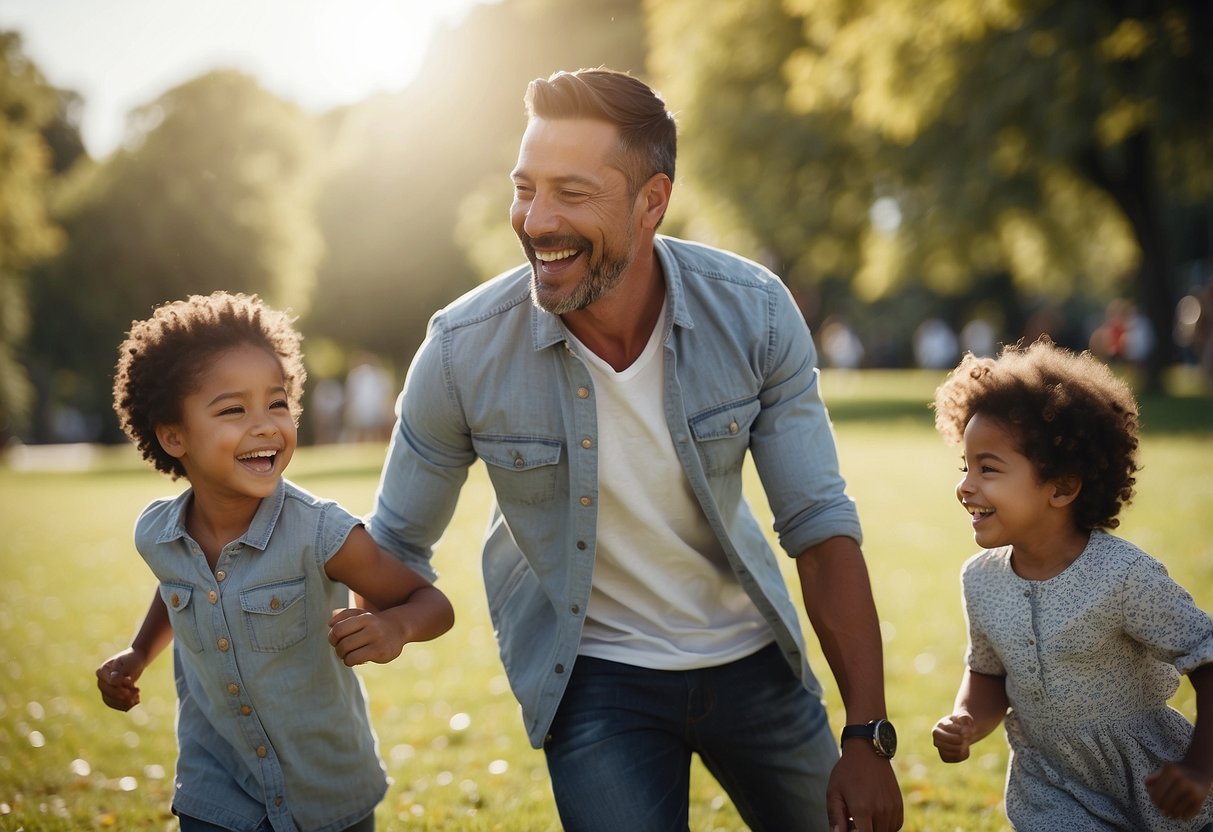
[
  {"x1": 270, "y1": 597, "x2": 281, "y2": 610},
  {"x1": 216, "y1": 571, "x2": 227, "y2": 582},
  {"x1": 256, "y1": 745, "x2": 267, "y2": 758},
  {"x1": 208, "y1": 590, "x2": 218, "y2": 604},
  {"x1": 217, "y1": 638, "x2": 230, "y2": 651},
  {"x1": 580, "y1": 437, "x2": 592, "y2": 449},
  {"x1": 579, "y1": 496, "x2": 592, "y2": 507},
  {"x1": 576, "y1": 387, "x2": 590, "y2": 399},
  {"x1": 228, "y1": 683, "x2": 239, "y2": 695}
]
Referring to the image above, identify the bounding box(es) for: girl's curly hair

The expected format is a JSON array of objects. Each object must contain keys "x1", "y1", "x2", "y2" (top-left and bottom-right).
[
  {"x1": 932, "y1": 338, "x2": 1139, "y2": 531},
  {"x1": 112, "y1": 292, "x2": 306, "y2": 479}
]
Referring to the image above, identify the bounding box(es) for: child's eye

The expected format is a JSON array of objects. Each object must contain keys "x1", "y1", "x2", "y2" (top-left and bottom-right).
[
  {"x1": 270, "y1": 399, "x2": 289, "y2": 410},
  {"x1": 218, "y1": 406, "x2": 245, "y2": 416}
]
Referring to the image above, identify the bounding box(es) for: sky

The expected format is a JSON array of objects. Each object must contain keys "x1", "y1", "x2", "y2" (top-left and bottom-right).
[{"x1": 0, "y1": 0, "x2": 492, "y2": 158}]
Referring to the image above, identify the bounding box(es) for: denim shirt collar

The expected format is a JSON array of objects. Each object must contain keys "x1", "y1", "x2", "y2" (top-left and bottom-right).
[
  {"x1": 529, "y1": 236, "x2": 696, "y2": 351},
  {"x1": 154, "y1": 478, "x2": 286, "y2": 552}
]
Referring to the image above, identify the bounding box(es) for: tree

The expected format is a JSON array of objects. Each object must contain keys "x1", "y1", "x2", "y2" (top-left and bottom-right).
[
  {"x1": 0, "y1": 31, "x2": 65, "y2": 440},
  {"x1": 648, "y1": 0, "x2": 1212, "y2": 389},
  {"x1": 305, "y1": 0, "x2": 648, "y2": 366},
  {"x1": 27, "y1": 69, "x2": 322, "y2": 440}
]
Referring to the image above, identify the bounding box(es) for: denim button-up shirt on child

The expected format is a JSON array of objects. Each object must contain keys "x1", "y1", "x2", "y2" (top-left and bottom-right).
[
  {"x1": 369, "y1": 234, "x2": 863, "y2": 748},
  {"x1": 137, "y1": 479, "x2": 387, "y2": 832}
]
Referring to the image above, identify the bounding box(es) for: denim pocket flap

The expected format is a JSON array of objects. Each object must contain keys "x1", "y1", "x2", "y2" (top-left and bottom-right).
[
  {"x1": 240, "y1": 578, "x2": 306, "y2": 616},
  {"x1": 688, "y1": 398, "x2": 761, "y2": 442},
  {"x1": 159, "y1": 582, "x2": 194, "y2": 611},
  {"x1": 473, "y1": 435, "x2": 563, "y2": 471}
]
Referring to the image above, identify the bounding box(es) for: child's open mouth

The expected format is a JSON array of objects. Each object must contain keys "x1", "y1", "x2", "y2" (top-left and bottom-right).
[{"x1": 237, "y1": 449, "x2": 277, "y2": 474}]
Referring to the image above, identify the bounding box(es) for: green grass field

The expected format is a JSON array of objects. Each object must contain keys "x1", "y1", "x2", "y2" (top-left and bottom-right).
[{"x1": 1, "y1": 370, "x2": 1210, "y2": 831}]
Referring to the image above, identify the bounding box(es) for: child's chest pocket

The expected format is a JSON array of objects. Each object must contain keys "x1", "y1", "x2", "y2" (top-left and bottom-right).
[
  {"x1": 160, "y1": 582, "x2": 204, "y2": 653},
  {"x1": 240, "y1": 577, "x2": 308, "y2": 652}
]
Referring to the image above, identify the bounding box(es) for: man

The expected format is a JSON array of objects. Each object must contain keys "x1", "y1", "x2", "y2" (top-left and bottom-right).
[{"x1": 369, "y1": 68, "x2": 903, "y2": 832}]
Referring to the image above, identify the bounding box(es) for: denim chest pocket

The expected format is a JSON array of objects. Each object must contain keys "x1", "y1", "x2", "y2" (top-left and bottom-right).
[
  {"x1": 160, "y1": 582, "x2": 204, "y2": 653},
  {"x1": 688, "y1": 397, "x2": 761, "y2": 476},
  {"x1": 240, "y1": 578, "x2": 307, "y2": 652},
  {"x1": 472, "y1": 435, "x2": 563, "y2": 506}
]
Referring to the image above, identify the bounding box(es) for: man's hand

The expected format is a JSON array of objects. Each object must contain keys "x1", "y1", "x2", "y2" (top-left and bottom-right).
[{"x1": 826, "y1": 744, "x2": 903, "y2": 832}]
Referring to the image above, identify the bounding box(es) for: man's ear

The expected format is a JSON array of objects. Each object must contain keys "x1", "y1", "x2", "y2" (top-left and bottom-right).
[
  {"x1": 638, "y1": 173, "x2": 672, "y2": 231},
  {"x1": 155, "y1": 424, "x2": 186, "y2": 459},
  {"x1": 1049, "y1": 475, "x2": 1082, "y2": 507}
]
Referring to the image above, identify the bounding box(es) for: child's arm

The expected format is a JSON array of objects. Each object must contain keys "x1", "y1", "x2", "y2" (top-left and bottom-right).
[
  {"x1": 1145, "y1": 662, "x2": 1213, "y2": 820},
  {"x1": 95, "y1": 590, "x2": 173, "y2": 711},
  {"x1": 932, "y1": 668, "x2": 1009, "y2": 763},
  {"x1": 324, "y1": 525, "x2": 455, "y2": 667}
]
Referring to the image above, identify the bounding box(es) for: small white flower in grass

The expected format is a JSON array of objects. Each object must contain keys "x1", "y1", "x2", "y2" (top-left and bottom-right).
[
  {"x1": 144, "y1": 764, "x2": 165, "y2": 779},
  {"x1": 436, "y1": 771, "x2": 454, "y2": 786},
  {"x1": 449, "y1": 712, "x2": 471, "y2": 731},
  {"x1": 27, "y1": 700, "x2": 45, "y2": 719},
  {"x1": 118, "y1": 776, "x2": 137, "y2": 791},
  {"x1": 390, "y1": 743, "x2": 415, "y2": 764},
  {"x1": 487, "y1": 759, "x2": 508, "y2": 775},
  {"x1": 70, "y1": 758, "x2": 91, "y2": 776},
  {"x1": 28, "y1": 730, "x2": 45, "y2": 748},
  {"x1": 913, "y1": 652, "x2": 937, "y2": 674}
]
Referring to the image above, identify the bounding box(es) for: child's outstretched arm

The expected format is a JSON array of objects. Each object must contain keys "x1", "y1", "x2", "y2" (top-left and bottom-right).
[
  {"x1": 95, "y1": 590, "x2": 173, "y2": 711},
  {"x1": 933, "y1": 669, "x2": 1009, "y2": 763},
  {"x1": 324, "y1": 525, "x2": 455, "y2": 667},
  {"x1": 1146, "y1": 662, "x2": 1213, "y2": 820}
]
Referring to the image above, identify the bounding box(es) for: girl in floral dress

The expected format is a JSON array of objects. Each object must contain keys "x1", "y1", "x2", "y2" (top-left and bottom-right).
[{"x1": 930, "y1": 338, "x2": 1212, "y2": 830}]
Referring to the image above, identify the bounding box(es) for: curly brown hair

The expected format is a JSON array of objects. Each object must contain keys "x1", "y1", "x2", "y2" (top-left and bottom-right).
[
  {"x1": 112, "y1": 292, "x2": 306, "y2": 479},
  {"x1": 932, "y1": 338, "x2": 1139, "y2": 531}
]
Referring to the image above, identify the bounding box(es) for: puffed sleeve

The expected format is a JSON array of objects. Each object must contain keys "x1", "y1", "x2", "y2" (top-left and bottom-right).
[
  {"x1": 961, "y1": 558, "x2": 1007, "y2": 676},
  {"x1": 1122, "y1": 553, "x2": 1213, "y2": 676}
]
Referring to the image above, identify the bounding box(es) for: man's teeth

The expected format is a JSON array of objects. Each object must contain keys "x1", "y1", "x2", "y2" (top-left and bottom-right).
[{"x1": 535, "y1": 248, "x2": 578, "y2": 262}]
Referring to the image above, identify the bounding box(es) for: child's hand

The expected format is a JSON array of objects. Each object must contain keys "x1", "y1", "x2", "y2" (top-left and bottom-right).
[
  {"x1": 932, "y1": 713, "x2": 976, "y2": 763},
  {"x1": 328, "y1": 608, "x2": 405, "y2": 667},
  {"x1": 1146, "y1": 762, "x2": 1212, "y2": 820},
  {"x1": 95, "y1": 650, "x2": 147, "y2": 712}
]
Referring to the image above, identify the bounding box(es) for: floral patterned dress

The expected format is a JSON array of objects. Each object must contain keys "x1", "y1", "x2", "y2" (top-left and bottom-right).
[{"x1": 962, "y1": 530, "x2": 1213, "y2": 831}]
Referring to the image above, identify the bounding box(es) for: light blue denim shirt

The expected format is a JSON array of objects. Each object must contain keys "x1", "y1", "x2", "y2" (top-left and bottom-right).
[
  {"x1": 369, "y1": 235, "x2": 862, "y2": 748},
  {"x1": 137, "y1": 479, "x2": 387, "y2": 832}
]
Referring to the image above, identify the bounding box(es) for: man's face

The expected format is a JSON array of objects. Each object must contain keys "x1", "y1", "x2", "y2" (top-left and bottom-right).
[{"x1": 510, "y1": 117, "x2": 642, "y2": 315}]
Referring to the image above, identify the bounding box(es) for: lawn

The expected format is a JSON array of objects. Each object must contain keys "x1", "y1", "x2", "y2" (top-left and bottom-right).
[{"x1": 1, "y1": 369, "x2": 1209, "y2": 831}]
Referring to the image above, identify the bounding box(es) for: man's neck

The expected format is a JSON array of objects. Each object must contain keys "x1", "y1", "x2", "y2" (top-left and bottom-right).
[{"x1": 562, "y1": 248, "x2": 665, "y2": 372}]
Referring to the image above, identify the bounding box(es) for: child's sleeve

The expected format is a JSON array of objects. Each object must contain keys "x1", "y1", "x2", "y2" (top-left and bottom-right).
[
  {"x1": 1122, "y1": 555, "x2": 1213, "y2": 675},
  {"x1": 961, "y1": 565, "x2": 1006, "y2": 676}
]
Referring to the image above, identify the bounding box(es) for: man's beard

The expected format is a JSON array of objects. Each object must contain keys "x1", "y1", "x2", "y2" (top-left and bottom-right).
[{"x1": 525, "y1": 229, "x2": 633, "y2": 315}]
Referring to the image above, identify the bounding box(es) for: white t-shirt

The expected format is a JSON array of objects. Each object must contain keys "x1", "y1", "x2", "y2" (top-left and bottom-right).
[{"x1": 567, "y1": 306, "x2": 772, "y2": 670}]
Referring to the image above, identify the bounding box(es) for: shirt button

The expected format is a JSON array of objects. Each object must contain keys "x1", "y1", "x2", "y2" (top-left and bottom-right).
[
  {"x1": 576, "y1": 540, "x2": 587, "y2": 550},
  {"x1": 208, "y1": 590, "x2": 218, "y2": 604},
  {"x1": 217, "y1": 638, "x2": 230, "y2": 651},
  {"x1": 554, "y1": 663, "x2": 565, "y2": 674},
  {"x1": 576, "y1": 387, "x2": 590, "y2": 399},
  {"x1": 240, "y1": 705, "x2": 252, "y2": 716},
  {"x1": 513, "y1": 457, "x2": 525, "y2": 468},
  {"x1": 728, "y1": 420, "x2": 739, "y2": 434},
  {"x1": 579, "y1": 496, "x2": 592, "y2": 507},
  {"x1": 274, "y1": 796, "x2": 283, "y2": 807},
  {"x1": 256, "y1": 745, "x2": 267, "y2": 758},
  {"x1": 169, "y1": 592, "x2": 180, "y2": 608},
  {"x1": 216, "y1": 571, "x2": 227, "y2": 582},
  {"x1": 269, "y1": 597, "x2": 281, "y2": 610},
  {"x1": 580, "y1": 437, "x2": 592, "y2": 449},
  {"x1": 228, "y1": 683, "x2": 240, "y2": 695},
  {"x1": 570, "y1": 605, "x2": 580, "y2": 615}
]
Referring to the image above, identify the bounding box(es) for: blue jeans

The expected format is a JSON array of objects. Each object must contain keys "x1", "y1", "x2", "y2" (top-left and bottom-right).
[
  {"x1": 177, "y1": 812, "x2": 375, "y2": 832},
  {"x1": 543, "y1": 643, "x2": 839, "y2": 832}
]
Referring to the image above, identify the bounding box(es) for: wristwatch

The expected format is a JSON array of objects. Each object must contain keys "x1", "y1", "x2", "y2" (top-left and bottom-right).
[{"x1": 841, "y1": 719, "x2": 897, "y2": 758}]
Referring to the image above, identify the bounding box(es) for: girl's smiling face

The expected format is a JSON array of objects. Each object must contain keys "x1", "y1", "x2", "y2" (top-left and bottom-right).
[
  {"x1": 156, "y1": 343, "x2": 297, "y2": 503},
  {"x1": 955, "y1": 412, "x2": 1061, "y2": 555}
]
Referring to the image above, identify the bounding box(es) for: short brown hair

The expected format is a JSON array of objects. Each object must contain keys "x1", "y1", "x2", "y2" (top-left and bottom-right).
[
  {"x1": 932, "y1": 338, "x2": 1139, "y2": 531},
  {"x1": 112, "y1": 292, "x2": 306, "y2": 479},
  {"x1": 525, "y1": 67, "x2": 677, "y2": 196}
]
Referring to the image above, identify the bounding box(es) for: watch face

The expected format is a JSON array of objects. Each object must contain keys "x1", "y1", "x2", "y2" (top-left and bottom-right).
[{"x1": 875, "y1": 720, "x2": 897, "y2": 756}]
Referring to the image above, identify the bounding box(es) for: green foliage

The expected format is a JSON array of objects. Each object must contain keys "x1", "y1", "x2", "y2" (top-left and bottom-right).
[
  {"x1": 648, "y1": 0, "x2": 1213, "y2": 386},
  {"x1": 1, "y1": 373, "x2": 1209, "y2": 830},
  {"x1": 26, "y1": 70, "x2": 322, "y2": 440},
  {"x1": 0, "y1": 31, "x2": 65, "y2": 439}
]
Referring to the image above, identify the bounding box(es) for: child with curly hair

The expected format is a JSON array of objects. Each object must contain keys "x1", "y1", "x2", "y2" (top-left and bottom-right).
[
  {"x1": 95, "y1": 292, "x2": 455, "y2": 832},
  {"x1": 931, "y1": 338, "x2": 1212, "y2": 830}
]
